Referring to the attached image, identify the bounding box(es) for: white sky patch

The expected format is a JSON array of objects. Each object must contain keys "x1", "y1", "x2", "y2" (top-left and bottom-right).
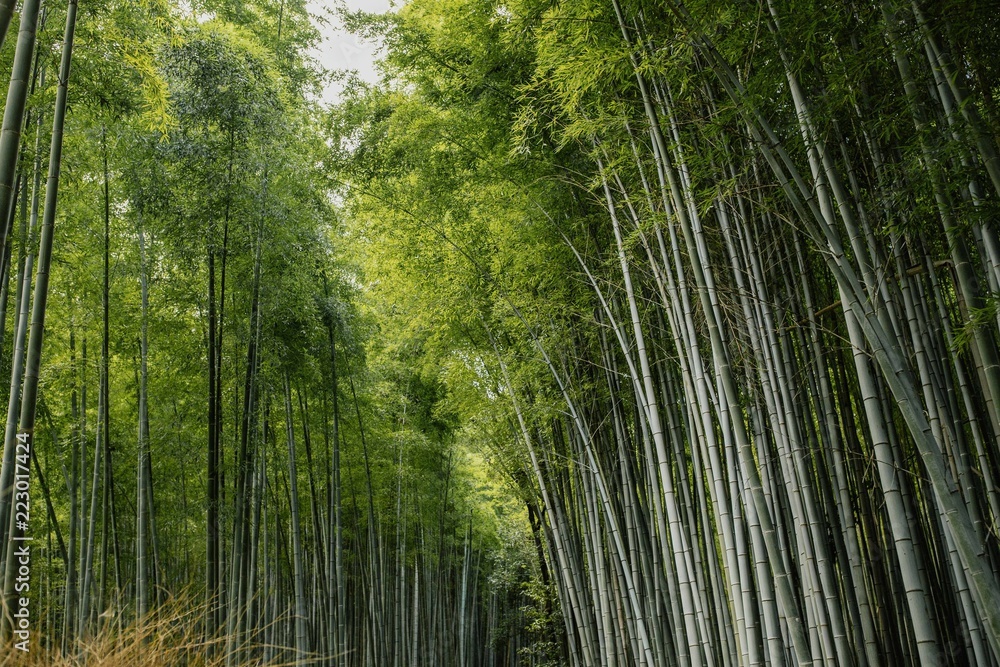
[{"x1": 306, "y1": 0, "x2": 392, "y2": 105}]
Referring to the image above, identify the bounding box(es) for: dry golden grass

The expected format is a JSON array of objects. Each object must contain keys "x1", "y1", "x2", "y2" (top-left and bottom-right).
[{"x1": 3, "y1": 596, "x2": 232, "y2": 667}]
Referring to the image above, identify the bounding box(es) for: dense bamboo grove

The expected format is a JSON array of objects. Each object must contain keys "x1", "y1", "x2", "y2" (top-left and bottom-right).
[
  {"x1": 331, "y1": 0, "x2": 1000, "y2": 665},
  {"x1": 0, "y1": 1, "x2": 541, "y2": 666},
  {"x1": 2, "y1": 0, "x2": 1000, "y2": 666}
]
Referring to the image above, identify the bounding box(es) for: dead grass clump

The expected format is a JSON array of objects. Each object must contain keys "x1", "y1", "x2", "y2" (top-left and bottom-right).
[{"x1": 2, "y1": 595, "x2": 225, "y2": 667}]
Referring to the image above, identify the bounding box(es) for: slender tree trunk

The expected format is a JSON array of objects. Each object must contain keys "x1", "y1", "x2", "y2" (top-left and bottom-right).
[
  {"x1": 0, "y1": 0, "x2": 40, "y2": 263},
  {"x1": 0, "y1": 0, "x2": 77, "y2": 639},
  {"x1": 284, "y1": 373, "x2": 308, "y2": 666},
  {"x1": 0, "y1": 0, "x2": 16, "y2": 51},
  {"x1": 136, "y1": 210, "x2": 152, "y2": 620}
]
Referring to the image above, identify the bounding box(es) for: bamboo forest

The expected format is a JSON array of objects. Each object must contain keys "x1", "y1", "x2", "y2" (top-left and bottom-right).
[{"x1": 1, "y1": 0, "x2": 1000, "y2": 665}]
